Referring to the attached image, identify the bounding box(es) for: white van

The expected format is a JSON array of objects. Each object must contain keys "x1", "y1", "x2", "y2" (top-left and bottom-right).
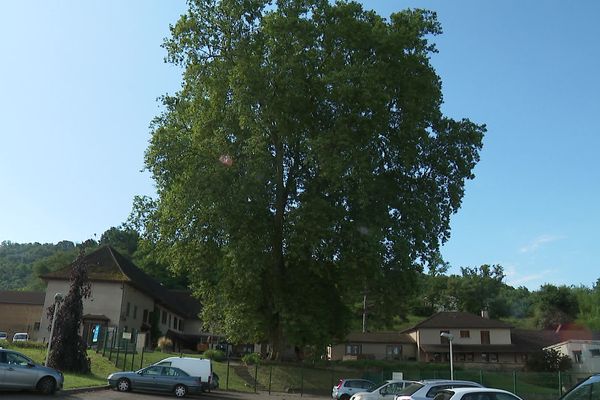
[
  {"x1": 12, "y1": 332, "x2": 29, "y2": 342},
  {"x1": 155, "y1": 357, "x2": 213, "y2": 391}
]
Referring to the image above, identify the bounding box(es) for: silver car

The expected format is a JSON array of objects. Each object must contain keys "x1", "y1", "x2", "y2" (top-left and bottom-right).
[
  {"x1": 0, "y1": 348, "x2": 64, "y2": 394},
  {"x1": 395, "y1": 380, "x2": 484, "y2": 400},
  {"x1": 108, "y1": 365, "x2": 203, "y2": 397}
]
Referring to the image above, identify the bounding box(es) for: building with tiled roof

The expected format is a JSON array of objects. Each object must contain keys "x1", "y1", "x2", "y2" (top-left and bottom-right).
[
  {"x1": 0, "y1": 290, "x2": 45, "y2": 339},
  {"x1": 38, "y1": 246, "x2": 213, "y2": 349}
]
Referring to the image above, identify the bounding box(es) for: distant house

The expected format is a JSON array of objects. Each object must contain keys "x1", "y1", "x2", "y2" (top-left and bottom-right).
[
  {"x1": 38, "y1": 246, "x2": 216, "y2": 350},
  {"x1": 328, "y1": 331, "x2": 416, "y2": 361},
  {"x1": 543, "y1": 325, "x2": 600, "y2": 374},
  {"x1": 0, "y1": 291, "x2": 45, "y2": 339},
  {"x1": 401, "y1": 311, "x2": 539, "y2": 367}
]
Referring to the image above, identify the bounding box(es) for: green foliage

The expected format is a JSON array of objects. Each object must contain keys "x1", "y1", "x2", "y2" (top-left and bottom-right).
[
  {"x1": 46, "y1": 250, "x2": 92, "y2": 373},
  {"x1": 525, "y1": 348, "x2": 572, "y2": 372},
  {"x1": 10, "y1": 340, "x2": 47, "y2": 350},
  {"x1": 534, "y1": 284, "x2": 579, "y2": 329},
  {"x1": 203, "y1": 349, "x2": 226, "y2": 361},
  {"x1": 139, "y1": 0, "x2": 485, "y2": 358},
  {"x1": 242, "y1": 352, "x2": 262, "y2": 365}
]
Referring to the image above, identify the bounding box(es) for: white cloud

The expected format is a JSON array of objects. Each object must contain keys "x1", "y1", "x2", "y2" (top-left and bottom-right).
[
  {"x1": 519, "y1": 234, "x2": 565, "y2": 254},
  {"x1": 507, "y1": 269, "x2": 555, "y2": 288}
]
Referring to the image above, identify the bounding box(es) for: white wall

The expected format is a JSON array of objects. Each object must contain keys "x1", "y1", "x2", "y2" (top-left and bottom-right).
[{"x1": 120, "y1": 284, "x2": 155, "y2": 332}]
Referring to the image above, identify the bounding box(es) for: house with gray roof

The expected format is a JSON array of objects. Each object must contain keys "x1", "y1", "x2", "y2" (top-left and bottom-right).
[{"x1": 38, "y1": 246, "x2": 214, "y2": 349}]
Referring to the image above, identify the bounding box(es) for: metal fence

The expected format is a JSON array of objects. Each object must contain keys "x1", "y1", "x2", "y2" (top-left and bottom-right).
[{"x1": 215, "y1": 362, "x2": 586, "y2": 400}]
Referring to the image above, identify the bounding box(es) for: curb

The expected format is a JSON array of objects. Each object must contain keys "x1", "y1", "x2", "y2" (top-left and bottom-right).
[{"x1": 63, "y1": 384, "x2": 111, "y2": 394}]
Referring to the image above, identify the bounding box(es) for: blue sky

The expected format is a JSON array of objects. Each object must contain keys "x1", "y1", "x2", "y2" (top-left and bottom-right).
[{"x1": 1, "y1": 1, "x2": 598, "y2": 290}]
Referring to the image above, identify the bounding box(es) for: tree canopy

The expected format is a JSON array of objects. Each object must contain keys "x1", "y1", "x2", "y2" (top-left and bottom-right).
[{"x1": 138, "y1": 0, "x2": 485, "y2": 358}]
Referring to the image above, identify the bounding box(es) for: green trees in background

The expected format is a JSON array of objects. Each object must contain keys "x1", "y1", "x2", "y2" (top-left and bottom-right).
[{"x1": 136, "y1": 0, "x2": 484, "y2": 358}]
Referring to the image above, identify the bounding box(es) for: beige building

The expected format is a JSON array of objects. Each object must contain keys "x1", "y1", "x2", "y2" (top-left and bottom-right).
[
  {"x1": 328, "y1": 331, "x2": 416, "y2": 361},
  {"x1": 329, "y1": 312, "x2": 553, "y2": 368},
  {"x1": 39, "y1": 246, "x2": 212, "y2": 349},
  {"x1": 0, "y1": 291, "x2": 45, "y2": 339}
]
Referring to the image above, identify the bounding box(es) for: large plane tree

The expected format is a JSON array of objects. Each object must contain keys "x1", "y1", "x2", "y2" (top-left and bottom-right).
[{"x1": 139, "y1": 0, "x2": 485, "y2": 359}]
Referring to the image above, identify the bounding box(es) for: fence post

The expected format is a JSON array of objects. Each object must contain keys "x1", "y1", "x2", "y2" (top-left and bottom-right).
[
  {"x1": 513, "y1": 370, "x2": 517, "y2": 394},
  {"x1": 559, "y1": 371, "x2": 562, "y2": 396},
  {"x1": 268, "y1": 365, "x2": 272, "y2": 395},
  {"x1": 109, "y1": 329, "x2": 116, "y2": 361},
  {"x1": 254, "y1": 363, "x2": 258, "y2": 393},
  {"x1": 102, "y1": 329, "x2": 109, "y2": 357},
  {"x1": 226, "y1": 357, "x2": 230, "y2": 390},
  {"x1": 140, "y1": 346, "x2": 145, "y2": 370},
  {"x1": 123, "y1": 340, "x2": 128, "y2": 371},
  {"x1": 131, "y1": 347, "x2": 135, "y2": 371},
  {"x1": 115, "y1": 340, "x2": 121, "y2": 368},
  {"x1": 479, "y1": 370, "x2": 483, "y2": 385},
  {"x1": 300, "y1": 363, "x2": 304, "y2": 397}
]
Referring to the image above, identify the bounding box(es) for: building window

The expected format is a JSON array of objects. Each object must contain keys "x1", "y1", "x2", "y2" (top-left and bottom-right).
[
  {"x1": 490, "y1": 352, "x2": 498, "y2": 362},
  {"x1": 33, "y1": 322, "x2": 40, "y2": 331},
  {"x1": 162, "y1": 310, "x2": 167, "y2": 324},
  {"x1": 481, "y1": 352, "x2": 489, "y2": 362},
  {"x1": 143, "y1": 309, "x2": 149, "y2": 323},
  {"x1": 179, "y1": 319, "x2": 184, "y2": 331},
  {"x1": 174, "y1": 317, "x2": 178, "y2": 329},
  {"x1": 168, "y1": 314, "x2": 172, "y2": 327},
  {"x1": 573, "y1": 350, "x2": 583, "y2": 364},
  {"x1": 460, "y1": 330, "x2": 470, "y2": 338},
  {"x1": 440, "y1": 330, "x2": 450, "y2": 344},
  {"x1": 126, "y1": 302, "x2": 131, "y2": 317},
  {"x1": 590, "y1": 349, "x2": 600, "y2": 357},
  {"x1": 466, "y1": 353, "x2": 474, "y2": 361},
  {"x1": 133, "y1": 306, "x2": 138, "y2": 319},
  {"x1": 481, "y1": 330, "x2": 490, "y2": 345},
  {"x1": 458, "y1": 353, "x2": 466, "y2": 361},
  {"x1": 386, "y1": 345, "x2": 402, "y2": 360},
  {"x1": 345, "y1": 344, "x2": 361, "y2": 356}
]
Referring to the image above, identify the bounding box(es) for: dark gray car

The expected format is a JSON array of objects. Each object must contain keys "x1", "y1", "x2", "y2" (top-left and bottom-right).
[
  {"x1": 0, "y1": 348, "x2": 64, "y2": 394},
  {"x1": 108, "y1": 365, "x2": 202, "y2": 397}
]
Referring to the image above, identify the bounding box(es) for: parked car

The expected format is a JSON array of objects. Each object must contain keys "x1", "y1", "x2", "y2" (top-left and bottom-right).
[
  {"x1": 351, "y1": 379, "x2": 417, "y2": 400},
  {"x1": 12, "y1": 332, "x2": 29, "y2": 342},
  {"x1": 432, "y1": 387, "x2": 524, "y2": 400},
  {"x1": 333, "y1": 378, "x2": 377, "y2": 400},
  {"x1": 154, "y1": 356, "x2": 213, "y2": 391},
  {"x1": 395, "y1": 380, "x2": 484, "y2": 400},
  {"x1": 0, "y1": 331, "x2": 7, "y2": 341},
  {"x1": 107, "y1": 365, "x2": 202, "y2": 397},
  {"x1": 0, "y1": 348, "x2": 64, "y2": 394},
  {"x1": 559, "y1": 374, "x2": 600, "y2": 400}
]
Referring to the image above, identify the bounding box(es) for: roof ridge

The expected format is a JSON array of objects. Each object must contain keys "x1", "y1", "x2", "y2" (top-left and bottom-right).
[{"x1": 104, "y1": 245, "x2": 131, "y2": 282}]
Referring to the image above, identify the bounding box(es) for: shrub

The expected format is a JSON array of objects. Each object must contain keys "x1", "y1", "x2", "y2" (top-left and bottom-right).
[
  {"x1": 157, "y1": 336, "x2": 173, "y2": 352},
  {"x1": 242, "y1": 352, "x2": 261, "y2": 365},
  {"x1": 11, "y1": 341, "x2": 47, "y2": 350},
  {"x1": 203, "y1": 349, "x2": 225, "y2": 361}
]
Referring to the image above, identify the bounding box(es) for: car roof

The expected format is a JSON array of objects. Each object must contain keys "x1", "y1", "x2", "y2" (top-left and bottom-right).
[
  {"x1": 444, "y1": 388, "x2": 516, "y2": 395},
  {"x1": 420, "y1": 380, "x2": 482, "y2": 385}
]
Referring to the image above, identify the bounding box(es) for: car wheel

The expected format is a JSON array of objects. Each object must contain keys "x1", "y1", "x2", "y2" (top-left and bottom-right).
[
  {"x1": 117, "y1": 378, "x2": 131, "y2": 392},
  {"x1": 174, "y1": 384, "x2": 187, "y2": 397},
  {"x1": 37, "y1": 377, "x2": 56, "y2": 395},
  {"x1": 340, "y1": 395, "x2": 350, "y2": 400}
]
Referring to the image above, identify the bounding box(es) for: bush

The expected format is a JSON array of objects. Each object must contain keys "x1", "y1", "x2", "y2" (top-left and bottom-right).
[
  {"x1": 157, "y1": 336, "x2": 173, "y2": 352},
  {"x1": 203, "y1": 349, "x2": 225, "y2": 361},
  {"x1": 242, "y1": 352, "x2": 261, "y2": 365},
  {"x1": 11, "y1": 341, "x2": 47, "y2": 350}
]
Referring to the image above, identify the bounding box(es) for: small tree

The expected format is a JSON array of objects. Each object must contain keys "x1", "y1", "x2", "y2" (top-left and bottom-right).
[
  {"x1": 526, "y1": 348, "x2": 572, "y2": 372},
  {"x1": 46, "y1": 250, "x2": 91, "y2": 373}
]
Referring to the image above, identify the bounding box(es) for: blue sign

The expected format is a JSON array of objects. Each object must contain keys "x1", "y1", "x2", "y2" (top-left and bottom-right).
[{"x1": 92, "y1": 324, "x2": 100, "y2": 343}]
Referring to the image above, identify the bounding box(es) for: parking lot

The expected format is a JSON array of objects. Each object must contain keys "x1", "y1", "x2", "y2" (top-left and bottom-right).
[{"x1": 0, "y1": 388, "x2": 331, "y2": 400}]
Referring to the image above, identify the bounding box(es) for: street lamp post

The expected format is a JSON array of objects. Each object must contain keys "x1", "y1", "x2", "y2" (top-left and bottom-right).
[
  {"x1": 45, "y1": 293, "x2": 63, "y2": 366},
  {"x1": 440, "y1": 332, "x2": 454, "y2": 380}
]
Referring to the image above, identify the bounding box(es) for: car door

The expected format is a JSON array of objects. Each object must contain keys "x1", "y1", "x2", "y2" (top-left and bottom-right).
[
  {"x1": 1, "y1": 351, "x2": 38, "y2": 389},
  {"x1": 134, "y1": 366, "x2": 164, "y2": 391},
  {"x1": 0, "y1": 351, "x2": 6, "y2": 386},
  {"x1": 159, "y1": 367, "x2": 180, "y2": 392}
]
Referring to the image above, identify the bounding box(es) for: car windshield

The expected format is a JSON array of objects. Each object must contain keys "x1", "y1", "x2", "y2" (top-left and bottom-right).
[
  {"x1": 13, "y1": 334, "x2": 27, "y2": 340},
  {"x1": 399, "y1": 383, "x2": 425, "y2": 396}
]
